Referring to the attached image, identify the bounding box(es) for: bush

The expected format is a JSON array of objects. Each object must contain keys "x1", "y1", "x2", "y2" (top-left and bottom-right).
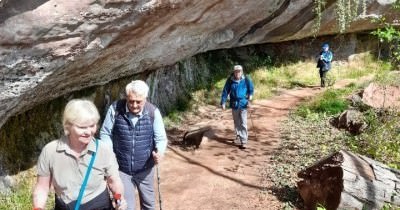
[{"x1": 349, "y1": 109, "x2": 400, "y2": 169}]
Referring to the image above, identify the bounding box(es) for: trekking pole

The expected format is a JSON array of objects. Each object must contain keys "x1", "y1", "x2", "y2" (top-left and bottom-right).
[
  {"x1": 156, "y1": 164, "x2": 163, "y2": 210},
  {"x1": 249, "y1": 106, "x2": 258, "y2": 141}
]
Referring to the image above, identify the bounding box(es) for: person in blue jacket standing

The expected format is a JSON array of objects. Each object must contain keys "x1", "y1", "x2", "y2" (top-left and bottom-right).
[
  {"x1": 220, "y1": 65, "x2": 254, "y2": 149},
  {"x1": 316, "y1": 43, "x2": 333, "y2": 87}
]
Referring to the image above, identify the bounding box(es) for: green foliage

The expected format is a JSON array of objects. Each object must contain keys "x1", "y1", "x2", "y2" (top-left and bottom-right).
[
  {"x1": 164, "y1": 110, "x2": 183, "y2": 128},
  {"x1": 0, "y1": 169, "x2": 54, "y2": 209},
  {"x1": 295, "y1": 88, "x2": 353, "y2": 119},
  {"x1": 175, "y1": 95, "x2": 192, "y2": 112},
  {"x1": 312, "y1": 0, "x2": 326, "y2": 35},
  {"x1": 374, "y1": 71, "x2": 400, "y2": 86},
  {"x1": 339, "y1": 54, "x2": 391, "y2": 79},
  {"x1": 372, "y1": 24, "x2": 399, "y2": 43},
  {"x1": 382, "y1": 203, "x2": 400, "y2": 210},
  {"x1": 203, "y1": 50, "x2": 236, "y2": 80},
  {"x1": 335, "y1": 0, "x2": 362, "y2": 33},
  {"x1": 246, "y1": 54, "x2": 273, "y2": 70},
  {"x1": 317, "y1": 204, "x2": 327, "y2": 210},
  {"x1": 326, "y1": 72, "x2": 336, "y2": 86},
  {"x1": 370, "y1": 3, "x2": 400, "y2": 68},
  {"x1": 312, "y1": 0, "x2": 366, "y2": 34},
  {"x1": 349, "y1": 109, "x2": 400, "y2": 169},
  {"x1": 394, "y1": 0, "x2": 400, "y2": 9}
]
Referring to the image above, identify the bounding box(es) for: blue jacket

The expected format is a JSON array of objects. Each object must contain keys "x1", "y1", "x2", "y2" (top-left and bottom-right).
[
  {"x1": 112, "y1": 100, "x2": 156, "y2": 175},
  {"x1": 220, "y1": 74, "x2": 254, "y2": 109},
  {"x1": 317, "y1": 50, "x2": 333, "y2": 71}
]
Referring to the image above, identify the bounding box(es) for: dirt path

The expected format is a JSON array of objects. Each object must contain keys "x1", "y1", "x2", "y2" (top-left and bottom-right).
[{"x1": 157, "y1": 80, "x2": 365, "y2": 210}]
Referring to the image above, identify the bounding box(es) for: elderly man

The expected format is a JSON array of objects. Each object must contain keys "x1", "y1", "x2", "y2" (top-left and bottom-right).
[
  {"x1": 100, "y1": 80, "x2": 167, "y2": 210},
  {"x1": 220, "y1": 65, "x2": 254, "y2": 149}
]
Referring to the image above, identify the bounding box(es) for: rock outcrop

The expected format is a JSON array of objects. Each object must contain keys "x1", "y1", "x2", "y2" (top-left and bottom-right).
[
  {"x1": 362, "y1": 82, "x2": 400, "y2": 109},
  {"x1": 0, "y1": 0, "x2": 397, "y2": 129},
  {"x1": 330, "y1": 109, "x2": 367, "y2": 135}
]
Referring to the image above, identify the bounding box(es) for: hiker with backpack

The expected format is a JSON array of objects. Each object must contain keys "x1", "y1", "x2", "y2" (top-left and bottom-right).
[
  {"x1": 316, "y1": 43, "x2": 333, "y2": 87},
  {"x1": 100, "y1": 80, "x2": 168, "y2": 210},
  {"x1": 220, "y1": 65, "x2": 254, "y2": 149},
  {"x1": 32, "y1": 99, "x2": 127, "y2": 210}
]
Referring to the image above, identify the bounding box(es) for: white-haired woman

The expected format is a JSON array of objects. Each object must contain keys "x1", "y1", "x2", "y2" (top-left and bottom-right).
[
  {"x1": 100, "y1": 80, "x2": 168, "y2": 210},
  {"x1": 33, "y1": 99, "x2": 127, "y2": 210}
]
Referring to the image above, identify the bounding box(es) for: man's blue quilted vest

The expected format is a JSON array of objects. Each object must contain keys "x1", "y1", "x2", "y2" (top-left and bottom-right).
[{"x1": 112, "y1": 99, "x2": 156, "y2": 174}]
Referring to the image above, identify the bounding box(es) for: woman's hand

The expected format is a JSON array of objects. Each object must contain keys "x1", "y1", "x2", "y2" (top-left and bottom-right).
[{"x1": 113, "y1": 197, "x2": 127, "y2": 210}]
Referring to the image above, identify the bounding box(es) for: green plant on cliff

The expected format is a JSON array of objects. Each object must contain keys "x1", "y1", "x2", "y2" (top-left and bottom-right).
[
  {"x1": 371, "y1": 6, "x2": 400, "y2": 68},
  {"x1": 312, "y1": 0, "x2": 367, "y2": 34},
  {"x1": 312, "y1": 0, "x2": 326, "y2": 35}
]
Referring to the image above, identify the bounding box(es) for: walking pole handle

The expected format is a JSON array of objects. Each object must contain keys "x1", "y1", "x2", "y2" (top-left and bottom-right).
[{"x1": 113, "y1": 193, "x2": 122, "y2": 207}]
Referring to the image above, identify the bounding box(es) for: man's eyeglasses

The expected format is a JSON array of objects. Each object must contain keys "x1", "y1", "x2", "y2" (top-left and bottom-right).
[{"x1": 127, "y1": 100, "x2": 144, "y2": 105}]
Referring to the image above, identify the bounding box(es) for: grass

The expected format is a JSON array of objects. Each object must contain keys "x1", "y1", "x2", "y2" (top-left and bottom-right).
[
  {"x1": 350, "y1": 109, "x2": 400, "y2": 169},
  {"x1": 336, "y1": 53, "x2": 392, "y2": 79},
  {"x1": 0, "y1": 168, "x2": 54, "y2": 210},
  {"x1": 295, "y1": 87, "x2": 355, "y2": 119}
]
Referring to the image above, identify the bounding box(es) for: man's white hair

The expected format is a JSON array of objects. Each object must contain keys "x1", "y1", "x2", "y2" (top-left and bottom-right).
[
  {"x1": 233, "y1": 65, "x2": 243, "y2": 71},
  {"x1": 125, "y1": 80, "x2": 149, "y2": 98}
]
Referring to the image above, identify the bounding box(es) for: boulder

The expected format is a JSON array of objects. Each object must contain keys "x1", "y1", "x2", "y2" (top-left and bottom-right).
[
  {"x1": 362, "y1": 82, "x2": 400, "y2": 110},
  {"x1": 330, "y1": 109, "x2": 367, "y2": 135}
]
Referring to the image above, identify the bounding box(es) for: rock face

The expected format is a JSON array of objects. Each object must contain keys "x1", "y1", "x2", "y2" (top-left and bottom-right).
[
  {"x1": 0, "y1": 53, "x2": 214, "y2": 175},
  {"x1": 0, "y1": 0, "x2": 397, "y2": 129}
]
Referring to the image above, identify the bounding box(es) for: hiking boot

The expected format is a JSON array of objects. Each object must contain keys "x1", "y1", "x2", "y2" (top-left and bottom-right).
[
  {"x1": 234, "y1": 135, "x2": 242, "y2": 145},
  {"x1": 239, "y1": 144, "x2": 247, "y2": 149}
]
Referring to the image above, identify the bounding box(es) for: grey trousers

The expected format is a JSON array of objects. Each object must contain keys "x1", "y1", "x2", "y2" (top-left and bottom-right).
[
  {"x1": 120, "y1": 168, "x2": 155, "y2": 210},
  {"x1": 232, "y1": 108, "x2": 248, "y2": 144}
]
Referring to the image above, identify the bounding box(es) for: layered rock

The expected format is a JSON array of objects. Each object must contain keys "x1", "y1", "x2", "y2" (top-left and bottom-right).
[{"x1": 0, "y1": 0, "x2": 397, "y2": 129}]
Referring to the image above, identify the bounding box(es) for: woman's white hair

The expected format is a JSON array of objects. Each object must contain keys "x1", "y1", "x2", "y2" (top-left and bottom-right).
[
  {"x1": 125, "y1": 80, "x2": 149, "y2": 98},
  {"x1": 62, "y1": 99, "x2": 100, "y2": 135}
]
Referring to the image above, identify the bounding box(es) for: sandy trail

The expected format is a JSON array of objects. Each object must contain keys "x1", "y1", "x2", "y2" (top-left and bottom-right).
[
  {"x1": 155, "y1": 77, "x2": 368, "y2": 210},
  {"x1": 155, "y1": 85, "x2": 324, "y2": 210}
]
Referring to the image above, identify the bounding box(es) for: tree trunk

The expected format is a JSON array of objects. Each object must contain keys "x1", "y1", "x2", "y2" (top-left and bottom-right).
[{"x1": 297, "y1": 150, "x2": 400, "y2": 210}]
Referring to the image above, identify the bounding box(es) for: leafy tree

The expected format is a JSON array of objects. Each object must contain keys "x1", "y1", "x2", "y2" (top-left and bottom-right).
[{"x1": 370, "y1": 1, "x2": 400, "y2": 68}]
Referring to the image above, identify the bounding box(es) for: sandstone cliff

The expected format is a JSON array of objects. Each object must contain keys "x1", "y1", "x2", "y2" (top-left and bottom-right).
[{"x1": 0, "y1": 0, "x2": 397, "y2": 129}]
